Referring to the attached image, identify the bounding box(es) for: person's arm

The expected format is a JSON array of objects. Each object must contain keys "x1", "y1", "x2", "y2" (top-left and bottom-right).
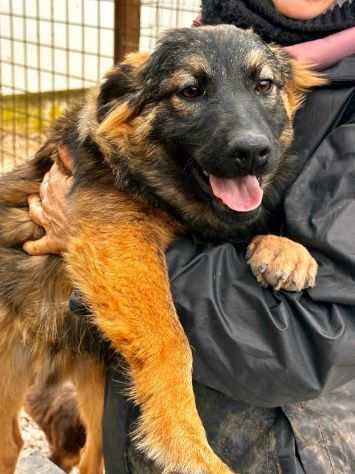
[
  {"x1": 166, "y1": 236, "x2": 355, "y2": 407},
  {"x1": 285, "y1": 26, "x2": 355, "y2": 70}
]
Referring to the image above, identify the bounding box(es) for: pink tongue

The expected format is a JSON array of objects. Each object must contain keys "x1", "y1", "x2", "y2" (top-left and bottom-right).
[{"x1": 209, "y1": 175, "x2": 263, "y2": 212}]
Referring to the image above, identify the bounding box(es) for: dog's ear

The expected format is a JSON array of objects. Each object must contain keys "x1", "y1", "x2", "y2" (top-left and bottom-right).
[
  {"x1": 96, "y1": 51, "x2": 150, "y2": 124},
  {"x1": 284, "y1": 59, "x2": 327, "y2": 118}
]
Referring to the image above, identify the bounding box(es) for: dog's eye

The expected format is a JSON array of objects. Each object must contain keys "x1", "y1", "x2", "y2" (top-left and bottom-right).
[
  {"x1": 255, "y1": 79, "x2": 273, "y2": 94},
  {"x1": 178, "y1": 86, "x2": 205, "y2": 99}
]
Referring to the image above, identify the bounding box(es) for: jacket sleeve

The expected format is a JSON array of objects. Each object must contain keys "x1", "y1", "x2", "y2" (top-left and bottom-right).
[
  {"x1": 166, "y1": 117, "x2": 355, "y2": 408},
  {"x1": 166, "y1": 237, "x2": 355, "y2": 407}
]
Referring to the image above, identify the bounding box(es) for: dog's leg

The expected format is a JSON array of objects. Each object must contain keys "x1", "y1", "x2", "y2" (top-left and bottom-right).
[
  {"x1": 66, "y1": 194, "x2": 233, "y2": 474},
  {"x1": 0, "y1": 382, "x2": 29, "y2": 474},
  {"x1": 72, "y1": 357, "x2": 105, "y2": 474},
  {"x1": 0, "y1": 341, "x2": 33, "y2": 474}
]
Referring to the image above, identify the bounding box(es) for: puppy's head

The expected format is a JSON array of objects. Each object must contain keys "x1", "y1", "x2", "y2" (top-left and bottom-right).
[{"x1": 94, "y1": 26, "x2": 325, "y2": 240}]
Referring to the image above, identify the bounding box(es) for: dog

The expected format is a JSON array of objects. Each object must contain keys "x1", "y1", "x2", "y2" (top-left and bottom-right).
[
  {"x1": 25, "y1": 377, "x2": 85, "y2": 472},
  {"x1": 0, "y1": 25, "x2": 324, "y2": 474}
]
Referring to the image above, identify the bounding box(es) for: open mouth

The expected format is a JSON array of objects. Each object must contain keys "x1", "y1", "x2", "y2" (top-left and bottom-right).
[{"x1": 190, "y1": 162, "x2": 264, "y2": 213}]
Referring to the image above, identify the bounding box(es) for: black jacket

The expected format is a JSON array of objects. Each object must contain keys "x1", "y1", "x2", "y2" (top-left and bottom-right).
[{"x1": 73, "y1": 56, "x2": 355, "y2": 473}]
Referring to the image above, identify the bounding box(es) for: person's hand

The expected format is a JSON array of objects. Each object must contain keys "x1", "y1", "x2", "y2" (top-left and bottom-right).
[{"x1": 23, "y1": 147, "x2": 74, "y2": 255}]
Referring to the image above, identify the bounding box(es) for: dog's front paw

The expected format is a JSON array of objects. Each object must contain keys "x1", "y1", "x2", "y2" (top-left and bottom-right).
[{"x1": 247, "y1": 235, "x2": 317, "y2": 292}]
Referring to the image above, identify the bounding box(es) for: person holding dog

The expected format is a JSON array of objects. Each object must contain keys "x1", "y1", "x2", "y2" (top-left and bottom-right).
[{"x1": 25, "y1": 0, "x2": 355, "y2": 472}]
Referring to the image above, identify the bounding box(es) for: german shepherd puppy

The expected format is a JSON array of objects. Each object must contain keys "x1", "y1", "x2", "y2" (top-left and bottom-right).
[{"x1": 0, "y1": 25, "x2": 323, "y2": 474}]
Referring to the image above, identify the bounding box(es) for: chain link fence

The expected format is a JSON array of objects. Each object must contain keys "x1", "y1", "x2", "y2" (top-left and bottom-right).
[
  {"x1": 0, "y1": 0, "x2": 200, "y2": 171},
  {"x1": 140, "y1": 0, "x2": 200, "y2": 50},
  {"x1": 0, "y1": 0, "x2": 115, "y2": 170}
]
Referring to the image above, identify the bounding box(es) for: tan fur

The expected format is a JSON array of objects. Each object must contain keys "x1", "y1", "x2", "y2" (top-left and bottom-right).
[
  {"x1": 245, "y1": 49, "x2": 267, "y2": 73},
  {"x1": 160, "y1": 71, "x2": 201, "y2": 92},
  {"x1": 180, "y1": 54, "x2": 210, "y2": 71},
  {"x1": 284, "y1": 60, "x2": 327, "y2": 118},
  {"x1": 0, "y1": 207, "x2": 44, "y2": 247},
  {"x1": 71, "y1": 359, "x2": 105, "y2": 474},
  {"x1": 247, "y1": 235, "x2": 318, "y2": 291},
  {"x1": 96, "y1": 102, "x2": 137, "y2": 141},
  {"x1": 65, "y1": 190, "x2": 232, "y2": 472},
  {"x1": 0, "y1": 315, "x2": 31, "y2": 474},
  {"x1": 0, "y1": 34, "x2": 322, "y2": 474},
  {"x1": 121, "y1": 51, "x2": 151, "y2": 68},
  {"x1": 0, "y1": 169, "x2": 231, "y2": 473},
  {"x1": 170, "y1": 95, "x2": 194, "y2": 114}
]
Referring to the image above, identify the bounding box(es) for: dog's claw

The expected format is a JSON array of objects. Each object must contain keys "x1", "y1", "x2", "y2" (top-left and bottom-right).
[
  {"x1": 247, "y1": 235, "x2": 318, "y2": 292},
  {"x1": 258, "y1": 264, "x2": 267, "y2": 273}
]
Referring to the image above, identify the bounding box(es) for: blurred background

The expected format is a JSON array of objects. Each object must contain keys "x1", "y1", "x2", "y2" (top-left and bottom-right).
[{"x1": 0, "y1": 0, "x2": 200, "y2": 171}]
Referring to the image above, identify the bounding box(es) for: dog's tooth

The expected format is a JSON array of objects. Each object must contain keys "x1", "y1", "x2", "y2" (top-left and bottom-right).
[{"x1": 203, "y1": 170, "x2": 209, "y2": 177}]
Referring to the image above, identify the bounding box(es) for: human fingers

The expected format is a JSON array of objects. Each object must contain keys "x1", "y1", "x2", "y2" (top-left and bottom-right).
[
  {"x1": 46, "y1": 162, "x2": 73, "y2": 196},
  {"x1": 28, "y1": 194, "x2": 47, "y2": 227},
  {"x1": 23, "y1": 235, "x2": 60, "y2": 256},
  {"x1": 39, "y1": 171, "x2": 50, "y2": 203}
]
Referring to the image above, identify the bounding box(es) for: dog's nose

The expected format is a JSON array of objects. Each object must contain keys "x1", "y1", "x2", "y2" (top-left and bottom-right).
[{"x1": 230, "y1": 134, "x2": 271, "y2": 171}]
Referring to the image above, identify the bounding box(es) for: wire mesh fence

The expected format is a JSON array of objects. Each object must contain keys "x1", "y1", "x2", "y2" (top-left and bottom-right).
[
  {"x1": 140, "y1": 0, "x2": 200, "y2": 50},
  {"x1": 0, "y1": 0, "x2": 200, "y2": 171},
  {"x1": 0, "y1": 0, "x2": 114, "y2": 170}
]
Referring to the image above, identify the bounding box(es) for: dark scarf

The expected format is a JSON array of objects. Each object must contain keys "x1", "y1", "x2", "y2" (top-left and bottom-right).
[{"x1": 202, "y1": 0, "x2": 355, "y2": 45}]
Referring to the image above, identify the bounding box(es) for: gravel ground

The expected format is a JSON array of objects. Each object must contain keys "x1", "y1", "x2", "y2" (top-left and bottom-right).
[
  {"x1": 19, "y1": 410, "x2": 51, "y2": 463},
  {"x1": 16, "y1": 454, "x2": 64, "y2": 474},
  {"x1": 18, "y1": 411, "x2": 79, "y2": 473}
]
